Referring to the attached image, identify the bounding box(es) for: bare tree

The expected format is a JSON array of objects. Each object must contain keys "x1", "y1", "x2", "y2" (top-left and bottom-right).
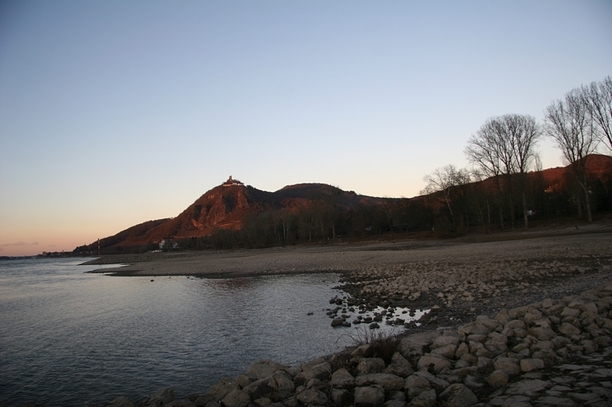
[
  {"x1": 465, "y1": 114, "x2": 540, "y2": 228},
  {"x1": 422, "y1": 164, "x2": 471, "y2": 231},
  {"x1": 583, "y1": 76, "x2": 612, "y2": 152},
  {"x1": 545, "y1": 89, "x2": 601, "y2": 222}
]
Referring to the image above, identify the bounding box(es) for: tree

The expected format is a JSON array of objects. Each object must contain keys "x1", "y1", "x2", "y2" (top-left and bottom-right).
[
  {"x1": 545, "y1": 89, "x2": 601, "y2": 222},
  {"x1": 465, "y1": 114, "x2": 541, "y2": 228},
  {"x1": 421, "y1": 164, "x2": 471, "y2": 231},
  {"x1": 583, "y1": 76, "x2": 612, "y2": 152}
]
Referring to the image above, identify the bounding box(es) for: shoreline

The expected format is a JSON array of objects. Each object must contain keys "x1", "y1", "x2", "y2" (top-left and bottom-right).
[{"x1": 84, "y1": 227, "x2": 612, "y2": 330}]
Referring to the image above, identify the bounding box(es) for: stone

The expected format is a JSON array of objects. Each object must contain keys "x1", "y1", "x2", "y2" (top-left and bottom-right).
[
  {"x1": 354, "y1": 386, "x2": 385, "y2": 407},
  {"x1": 468, "y1": 341, "x2": 493, "y2": 358},
  {"x1": 296, "y1": 388, "x2": 328, "y2": 406},
  {"x1": 414, "y1": 371, "x2": 450, "y2": 392},
  {"x1": 455, "y1": 343, "x2": 469, "y2": 359},
  {"x1": 384, "y1": 352, "x2": 414, "y2": 378},
  {"x1": 207, "y1": 378, "x2": 240, "y2": 402},
  {"x1": 254, "y1": 397, "x2": 272, "y2": 407},
  {"x1": 221, "y1": 390, "x2": 250, "y2": 407},
  {"x1": 527, "y1": 326, "x2": 556, "y2": 341},
  {"x1": 432, "y1": 343, "x2": 458, "y2": 359},
  {"x1": 383, "y1": 400, "x2": 406, "y2": 407},
  {"x1": 407, "y1": 389, "x2": 436, "y2": 407},
  {"x1": 236, "y1": 373, "x2": 253, "y2": 388},
  {"x1": 438, "y1": 383, "x2": 478, "y2": 407},
  {"x1": 243, "y1": 378, "x2": 274, "y2": 400},
  {"x1": 458, "y1": 321, "x2": 490, "y2": 336},
  {"x1": 493, "y1": 357, "x2": 520, "y2": 376},
  {"x1": 404, "y1": 375, "x2": 431, "y2": 398},
  {"x1": 355, "y1": 373, "x2": 405, "y2": 392},
  {"x1": 150, "y1": 388, "x2": 175, "y2": 405},
  {"x1": 249, "y1": 360, "x2": 284, "y2": 380},
  {"x1": 505, "y1": 319, "x2": 526, "y2": 330},
  {"x1": 267, "y1": 371, "x2": 294, "y2": 398},
  {"x1": 331, "y1": 368, "x2": 356, "y2": 389},
  {"x1": 400, "y1": 331, "x2": 441, "y2": 356},
  {"x1": 432, "y1": 335, "x2": 460, "y2": 349},
  {"x1": 520, "y1": 358, "x2": 545, "y2": 372},
  {"x1": 417, "y1": 354, "x2": 450, "y2": 374},
  {"x1": 505, "y1": 379, "x2": 550, "y2": 396},
  {"x1": 331, "y1": 388, "x2": 352, "y2": 406},
  {"x1": 332, "y1": 318, "x2": 345, "y2": 327},
  {"x1": 558, "y1": 322, "x2": 581, "y2": 336},
  {"x1": 295, "y1": 361, "x2": 332, "y2": 385},
  {"x1": 532, "y1": 396, "x2": 578, "y2": 406},
  {"x1": 355, "y1": 357, "x2": 385, "y2": 374},
  {"x1": 485, "y1": 370, "x2": 509, "y2": 387},
  {"x1": 561, "y1": 307, "x2": 581, "y2": 318}
]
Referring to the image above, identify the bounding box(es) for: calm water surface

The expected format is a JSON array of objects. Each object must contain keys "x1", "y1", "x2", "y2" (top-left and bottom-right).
[{"x1": 0, "y1": 257, "x2": 407, "y2": 407}]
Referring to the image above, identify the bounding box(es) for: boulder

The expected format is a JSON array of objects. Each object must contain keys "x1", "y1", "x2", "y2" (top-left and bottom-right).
[
  {"x1": 357, "y1": 358, "x2": 386, "y2": 375},
  {"x1": 354, "y1": 386, "x2": 385, "y2": 407},
  {"x1": 330, "y1": 388, "x2": 352, "y2": 406},
  {"x1": 399, "y1": 331, "x2": 441, "y2": 356},
  {"x1": 505, "y1": 379, "x2": 550, "y2": 396},
  {"x1": 527, "y1": 326, "x2": 556, "y2": 341},
  {"x1": 485, "y1": 369, "x2": 509, "y2": 387},
  {"x1": 432, "y1": 335, "x2": 460, "y2": 349},
  {"x1": 331, "y1": 368, "x2": 355, "y2": 389},
  {"x1": 221, "y1": 389, "x2": 250, "y2": 407},
  {"x1": 519, "y1": 358, "x2": 545, "y2": 372},
  {"x1": 296, "y1": 388, "x2": 328, "y2": 406},
  {"x1": 243, "y1": 378, "x2": 274, "y2": 400},
  {"x1": 432, "y1": 343, "x2": 457, "y2": 359},
  {"x1": 354, "y1": 373, "x2": 404, "y2": 392},
  {"x1": 404, "y1": 374, "x2": 431, "y2": 399},
  {"x1": 150, "y1": 388, "x2": 175, "y2": 405},
  {"x1": 558, "y1": 322, "x2": 581, "y2": 336},
  {"x1": 384, "y1": 352, "x2": 414, "y2": 377},
  {"x1": 267, "y1": 371, "x2": 295, "y2": 399},
  {"x1": 249, "y1": 360, "x2": 284, "y2": 380},
  {"x1": 417, "y1": 354, "x2": 450, "y2": 374},
  {"x1": 407, "y1": 389, "x2": 436, "y2": 407},
  {"x1": 414, "y1": 371, "x2": 450, "y2": 393},
  {"x1": 438, "y1": 383, "x2": 478, "y2": 407},
  {"x1": 493, "y1": 357, "x2": 520, "y2": 376},
  {"x1": 294, "y1": 361, "x2": 332, "y2": 385},
  {"x1": 207, "y1": 379, "x2": 240, "y2": 402}
]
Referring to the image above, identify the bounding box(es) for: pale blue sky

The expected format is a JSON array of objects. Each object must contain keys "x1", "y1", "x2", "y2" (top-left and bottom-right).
[{"x1": 1, "y1": 0, "x2": 611, "y2": 255}]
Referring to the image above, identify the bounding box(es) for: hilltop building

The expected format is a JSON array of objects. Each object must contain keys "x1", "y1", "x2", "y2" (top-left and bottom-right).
[{"x1": 223, "y1": 176, "x2": 243, "y2": 187}]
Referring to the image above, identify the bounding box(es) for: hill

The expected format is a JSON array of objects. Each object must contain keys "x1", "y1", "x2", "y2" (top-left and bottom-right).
[{"x1": 74, "y1": 155, "x2": 612, "y2": 254}]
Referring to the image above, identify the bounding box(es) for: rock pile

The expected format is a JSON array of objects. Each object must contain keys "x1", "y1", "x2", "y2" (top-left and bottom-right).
[{"x1": 97, "y1": 282, "x2": 612, "y2": 407}]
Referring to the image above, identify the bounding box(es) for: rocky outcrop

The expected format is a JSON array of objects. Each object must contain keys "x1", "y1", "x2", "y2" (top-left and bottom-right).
[{"x1": 93, "y1": 282, "x2": 612, "y2": 407}]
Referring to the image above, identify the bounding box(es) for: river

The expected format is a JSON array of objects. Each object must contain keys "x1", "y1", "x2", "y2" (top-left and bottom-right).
[{"x1": 0, "y1": 257, "x2": 413, "y2": 406}]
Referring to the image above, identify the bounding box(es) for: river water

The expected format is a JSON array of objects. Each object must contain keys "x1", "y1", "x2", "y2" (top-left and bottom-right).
[{"x1": 0, "y1": 257, "x2": 415, "y2": 407}]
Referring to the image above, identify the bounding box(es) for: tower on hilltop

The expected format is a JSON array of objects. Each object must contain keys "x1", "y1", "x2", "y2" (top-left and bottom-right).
[{"x1": 223, "y1": 176, "x2": 243, "y2": 187}]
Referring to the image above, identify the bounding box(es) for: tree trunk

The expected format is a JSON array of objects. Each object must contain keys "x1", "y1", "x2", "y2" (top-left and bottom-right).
[{"x1": 522, "y1": 191, "x2": 529, "y2": 228}]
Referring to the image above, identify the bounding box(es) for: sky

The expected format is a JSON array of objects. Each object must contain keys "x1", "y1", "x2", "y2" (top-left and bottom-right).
[{"x1": 1, "y1": 1, "x2": 611, "y2": 256}]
